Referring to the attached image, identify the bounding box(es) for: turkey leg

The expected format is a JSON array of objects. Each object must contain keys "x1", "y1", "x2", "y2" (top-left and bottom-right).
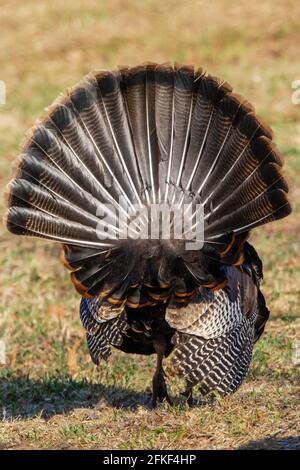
[{"x1": 151, "y1": 336, "x2": 172, "y2": 407}]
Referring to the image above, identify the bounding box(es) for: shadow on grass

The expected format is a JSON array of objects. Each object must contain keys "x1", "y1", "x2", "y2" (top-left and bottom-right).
[
  {"x1": 1, "y1": 372, "x2": 297, "y2": 421},
  {"x1": 239, "y1": 435, "x2": 300, "y2": 450},
  {"x1": 0, "y1": 375, "x2": 149, "y2": 420}
]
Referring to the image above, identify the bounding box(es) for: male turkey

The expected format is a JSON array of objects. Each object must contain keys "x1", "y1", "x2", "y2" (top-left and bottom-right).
[{"x1": 5, "y1": 63, "x2": 291, "y2": 406}]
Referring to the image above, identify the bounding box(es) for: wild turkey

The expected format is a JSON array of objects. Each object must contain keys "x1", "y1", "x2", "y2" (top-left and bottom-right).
[{"x1": 5, "y1": 63, "x2": 291, "y2": 406}]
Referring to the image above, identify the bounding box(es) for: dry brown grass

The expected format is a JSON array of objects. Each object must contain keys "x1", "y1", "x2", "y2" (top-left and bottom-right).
[{"x1": 0, "y1": 0, "x2": 299, "y2": 450}]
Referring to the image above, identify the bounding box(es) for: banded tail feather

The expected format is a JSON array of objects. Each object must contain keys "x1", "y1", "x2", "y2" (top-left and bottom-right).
[{"x1": 5, "y1": 63, "x2": 291, "y2": 405}]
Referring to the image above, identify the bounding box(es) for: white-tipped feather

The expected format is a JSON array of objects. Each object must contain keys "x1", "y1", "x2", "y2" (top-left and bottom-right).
[
  {"x1": 7, "y1": 211, "x2": 114, "y2": 248},
  {"x1": 196, "y1": 115, "x2": 231, "y2": 195},
  {"x1": 233, "y1": 201, "x2": 290, "y2": 234},
  {"x1": 30, "y1": 131, "x2": 138, "y2": 239},
  {"x1": 171, "y1": 95, "x2": 194, "y2": 205},
  {"x1": 178, "y1": 108, "x2": 214, "y2": 210},
  {"x1": 68, "y1": 97, "x2": 135, "y2": 211},
  {"x1": 98, "y1": 88, "x2": 143, "y2": 208},
  {"x1": 164, "y1": 92, "x2": 175, "y2": 204},
  {"x1": 145, "y1": 72, "x2": 156, "y2": 204},
  {"x1": 204, "y1": 166, "x2": 284, "y2": 221},
  {"x1": 47, "y1": 115, "x2": 125, "y2": 212},
  {"x1": 47, "y1": 114, "x2": 141, "y2": 238}
]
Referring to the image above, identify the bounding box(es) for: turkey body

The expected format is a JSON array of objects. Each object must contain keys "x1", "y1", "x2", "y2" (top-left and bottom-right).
[
  {"x1": 79, "y1": 245, "x2": 267, "y2": 404},
  {"x1": 5, "y1": 63, "x2": 291, "y2": 405}
]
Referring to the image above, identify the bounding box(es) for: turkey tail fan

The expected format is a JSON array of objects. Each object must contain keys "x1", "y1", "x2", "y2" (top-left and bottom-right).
[{"x1": 5, "y1": 63, "x2": 291, "y2": 304}]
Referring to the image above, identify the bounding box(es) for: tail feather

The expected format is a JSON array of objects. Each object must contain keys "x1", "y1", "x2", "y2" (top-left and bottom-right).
[
  {"x1": 67, "y1": 81, "x2": 138, "y2": 208},
  {"x1": 168, "y1": 64, "x2": 195, "y2": 203},
  {"x1": 200, "y1": 112, "x2": 273, "y2": 204},
  {"x1": 5, "y1": 206, "x2": 112, "y2": 248},
  {"x1": 206, "y1": 189, "x2": 290, "y2": 238},
  {"x1": 7, "y1": 178, "x2": 104, "y2": 231},
  {"x1": 26, "y1": 126, "x2": 116, "y2": 207},
  {"x1": 180, "y1": 75, "x2": 233, "y2": 200},
  {"x1": 154, "y1": 63, "x2": 174, "y2": 202},
  {"x1": 12, "y1": 153, "x2": 105, "y2": 219},
  {"x1": 208, "y1": 163, "x2": 288, "y2": 221},
  {"x1": 204, "y1": 136, "x2": 284, "y2": 211},
  {"x1": 87, "y1": 71, "x2": 144, "y2": 206},
  {"x1": 120, "y1": 64, "x2": 159, "y2": 203},
  {"x1": 5, "y1": 63, "x2": 291, "y2": 301}
]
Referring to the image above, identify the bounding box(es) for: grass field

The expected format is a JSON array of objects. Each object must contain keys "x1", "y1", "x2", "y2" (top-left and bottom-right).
[{"x1": 0, "y1": 0, "x2": 299, "y2": 450}]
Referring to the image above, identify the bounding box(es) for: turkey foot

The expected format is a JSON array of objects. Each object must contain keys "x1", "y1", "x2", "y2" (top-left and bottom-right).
[{"x1": 181, "y1": 385, "x2": 194, "y2": 407}]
